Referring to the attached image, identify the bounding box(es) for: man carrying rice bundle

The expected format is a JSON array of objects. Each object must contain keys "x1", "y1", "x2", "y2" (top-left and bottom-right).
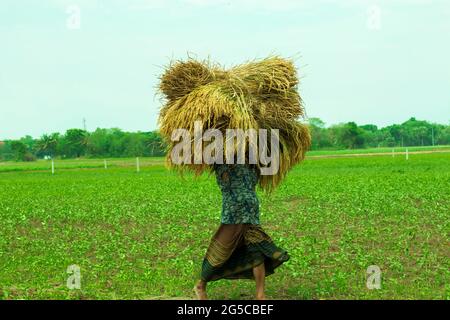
[{"x1": 158, "y1": 56, "x2": 311, "y2": 300}]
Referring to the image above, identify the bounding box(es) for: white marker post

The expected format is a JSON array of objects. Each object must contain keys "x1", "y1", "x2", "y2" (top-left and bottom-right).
[
  {"x1": 406, "y1": 148, "x2": 409, "y2": 160},
  {"x1": 392, "y1": 148, "x2": 395, "y2": 158},
  {"x1": 104, "y1": 159, "x2": 107, "y2": 169},
  {"x1": 136, "y1": 157, "x2": 140, "y2": 173},
  {"x1": 51, "y1": 159, "x2": 55, "y2": 175}
]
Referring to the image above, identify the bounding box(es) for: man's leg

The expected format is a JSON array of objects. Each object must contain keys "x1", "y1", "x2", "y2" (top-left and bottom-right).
[
  {"x1": 194, "y1": 280, "x2": 208, "y2": 300},
  {"x1": 253, "y1": 262, "x2": 266, "y2": 300}
]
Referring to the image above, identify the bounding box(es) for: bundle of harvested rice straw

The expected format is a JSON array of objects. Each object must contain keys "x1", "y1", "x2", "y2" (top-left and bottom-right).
[{"x1": 158, "y1": 56, "x2": 311, "y2": 191}]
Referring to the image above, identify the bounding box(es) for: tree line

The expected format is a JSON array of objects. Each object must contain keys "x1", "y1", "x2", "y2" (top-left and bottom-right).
[
  {"x1": 1, "y1": 117, "x2": 449, "y2": 161},
  {"x1": 309, "y1": 117, "x2": 450, "y2": 150},
  {"x1": 0, "y1": 128, "x2": 166, "y2": 161}
]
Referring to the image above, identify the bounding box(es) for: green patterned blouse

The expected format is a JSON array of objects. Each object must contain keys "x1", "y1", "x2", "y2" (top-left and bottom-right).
[{"x1": 213, "y1": 164, "x2": 260, "y2": 225}]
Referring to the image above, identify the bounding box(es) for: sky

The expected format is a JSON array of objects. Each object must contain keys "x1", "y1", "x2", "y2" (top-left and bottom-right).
[{"x1": 0, "y1": 0, "x2": 449, "y2": 139}]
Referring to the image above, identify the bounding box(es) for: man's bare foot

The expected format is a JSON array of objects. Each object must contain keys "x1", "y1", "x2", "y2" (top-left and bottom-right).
[
  {"x1": 256, "y1": 294, "x2": 266, "y2": 300},
  {"x1": 193, "y1": 282, "x2": 208, "y2": 300}
]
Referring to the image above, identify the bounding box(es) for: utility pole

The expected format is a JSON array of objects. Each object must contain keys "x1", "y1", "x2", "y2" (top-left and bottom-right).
[{"x1": 83, "y1": 118, "x2": 86, "y2": 131}]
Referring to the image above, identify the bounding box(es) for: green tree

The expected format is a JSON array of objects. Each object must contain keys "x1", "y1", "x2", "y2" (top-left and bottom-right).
[
  {"x1": 146, "y1": 131, "x2": 166, "y2": 156},
  {"x1": 329, "y1": 122, "x2": 365, "y2": 149},
  {"x1": 108, "y1": 128, "x2": 126, "y2": 157},
  {"x1": 308, "y1": 118, "x2": 331, "y2": 149},
  {"x1": 360, "y1": 124, "x2": 378, "y2": 147},
  {"x1": 436, "y1": 125, "x2": 450, "y2": 145},
  {"x1": 87, "y1": 128, "x2": 111, "y2": 157},
  {"x1": 11, "y1": 141, "x2": 28, "y2": 161},
  {"x1": 64, "y1": 129, "x2": 88, "y2": 158},
  {"x1": 35, "y1": 133, "x2": 59, "y2": 158},
  {"x1": 123, "y1": 132, "x2": 147, "y2": 157}
]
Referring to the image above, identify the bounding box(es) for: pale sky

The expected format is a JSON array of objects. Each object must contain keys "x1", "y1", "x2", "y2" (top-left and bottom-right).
[{"x1": 1, "y1": 0, "x2": 449, "y2": 139}]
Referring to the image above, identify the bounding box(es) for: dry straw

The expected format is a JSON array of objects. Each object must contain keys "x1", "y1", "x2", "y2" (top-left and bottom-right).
[{"x1": 158, "y1": 55, "x2": 311, "y2": 191}]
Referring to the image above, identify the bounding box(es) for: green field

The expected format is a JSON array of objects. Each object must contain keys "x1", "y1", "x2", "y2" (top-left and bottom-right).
[
  {"x1": 0, "y1": 152, "x2": 449, "y2": 299},
  {"x1": 1, "y1": 145, "x2": 449, "y2": 173}
]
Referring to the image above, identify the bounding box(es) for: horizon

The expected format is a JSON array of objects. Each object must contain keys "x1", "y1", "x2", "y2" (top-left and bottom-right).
[
  {"x1": 1, "y1": 0, "x2": 449, "y2": 140},
  {"x1": 0, "y1": 115, "x2": 446, "y2": 141}
]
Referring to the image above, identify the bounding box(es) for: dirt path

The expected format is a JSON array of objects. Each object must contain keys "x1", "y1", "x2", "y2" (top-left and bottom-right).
[{"x1": 307, "y1": 149, "x2": 450, "y2": 159}]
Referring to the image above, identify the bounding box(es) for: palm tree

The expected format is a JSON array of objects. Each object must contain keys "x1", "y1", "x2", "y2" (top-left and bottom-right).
[
  {"x1": 64, "y1": 129, "x2": 89, "y2": 158},
  {"x1": 36, "y1": 133, "x2": 59, "y2": 158},
  {"x1": 146, "y1": 131, "x2": 165, "y2": 156}
]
